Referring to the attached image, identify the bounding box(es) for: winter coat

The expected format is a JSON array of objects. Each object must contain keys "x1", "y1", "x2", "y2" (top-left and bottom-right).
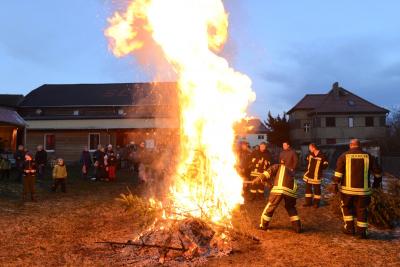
[
  {"x1": 279, "y1": 148, "x2": 298, "y2": 172},
  {"x1": 35, "y1": 150, "x2": 48, "y2": 165},
  {"x1": 52, "y1": 164, "x2": 67, "y2": 179},
  {"x1": 80, "y1": 151, "x2": 92, "y2": 166}
]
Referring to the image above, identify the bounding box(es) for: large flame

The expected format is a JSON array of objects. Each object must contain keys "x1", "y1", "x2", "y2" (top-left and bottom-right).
[{"x1": 105, "y1": 0, "x2": 255, "y2": 223}]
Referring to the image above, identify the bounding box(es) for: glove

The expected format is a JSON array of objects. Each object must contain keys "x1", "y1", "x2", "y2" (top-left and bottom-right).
[
  {"x1": 327, "y1": 183, "x2": 339, "y2": 194},
  {"x1": 372, "y1": 180, "x2": 382, "y2": 189}
]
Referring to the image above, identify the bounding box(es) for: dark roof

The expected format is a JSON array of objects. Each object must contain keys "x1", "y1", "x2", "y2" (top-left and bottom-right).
[
  {"x1": 0, "y1": 107, "x2": 26, "y2": 126},
  {"x1": 287, "y1": 83, "x2": 389, "y2": 115},
  {"x1": 0, "y1": 94, "x2": 24, "y2": 108},
  {"x1": 235, "y1": 118, "x2": 268, "y2": 134},
  {"x1": 19, "y1": 82, "x2": 178, "y2": 107}
]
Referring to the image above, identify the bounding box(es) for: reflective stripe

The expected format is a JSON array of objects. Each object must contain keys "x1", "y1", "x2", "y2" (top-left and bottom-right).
[
  {"x1": 305, "y1": 155, "x2": 312, "y2": 178},
  {"x1": 250, "y1": 190, "x2": 257, "y2": 193},
  {"x1": 258, "y1": 190, "x2": 264, "y2": 193},
  {"x1": 340, "y1": 186, "x2": 372, "y2": 196},
  {"x1": 313, "y1": 195, "x2": 321, "y2": 199},
  {"x1": 323, "y1": 161, "x2": 329, "y2": 165},
  {"x1": 363, "y1": 156, "x2": 369, "y2": 190},
  {"x1": 262, "y1": 215, "x2": 272, "y2": 222},
  {"x1": 346, "y1": 155, "x2": 352, "y2": 188},
  {"x1": 305, "y1": 194, "x2": 313, "y2": 198},
  {"x1": 334, "y1": 171, "x2": 343, "y2": 178},
  {"x1": 263, "y1": 171, "x2": 270, "y2": 179},
  {"x1": 277, "y1": 166, "x2": 285, "y2": 187},
  {"x1": 343, "y1": 215, "x2": 354, "y2": 221},
  {"x1": 314, "y1": 159, "x2": 321, "y2": 180},
  {"x1": 260, "y1": 203, "x2": 271, "y2": 225},
  {"x1": 357, "y1": 221, "x2": 368, "y2": 228},
  {"x1": 290, "y1": 215, "x2": 300, "y2": 221}
]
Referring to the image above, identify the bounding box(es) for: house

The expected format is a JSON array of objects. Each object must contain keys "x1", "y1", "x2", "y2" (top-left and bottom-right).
[
  {"x1": 0, "y1": 94, "x2": 26, "y2": 152},
  {"x1": 18, "y1": 82, "x2": 179, "y2": 162},
  {"x1": 287, "y1": 82, "x2": 389, "y2": 147},
  {"x1": 235, "y1": 118, "x2": 268, "y2": 147}
]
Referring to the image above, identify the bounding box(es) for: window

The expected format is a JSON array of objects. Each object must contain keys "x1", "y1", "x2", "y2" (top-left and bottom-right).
[
  {"x1": 326, "y1": 138, "x2": 336, "y2": 145},
  {"x1": 73, "y1": 110, "x2": 79, "y2": 116},
  {"x1": 44, "y1": 134, "x2": 55, "y2": 151},
  {"x1": 303, "y1": 123, "x2": 311, "y2": 133},
  {"x1": 365, "y1": 117, "x2": 374, "y2": 127},
  {"x1": 348, "y1": 117, "x2": 354, "y2": 128},
  {"x1": 326, "y1": 117, "x2": 336, "y2": 127},
  {"x1": 257, "y1": 135, "x2": 265, "y2": 140},
  {"x1": 379, "y1": 116, "x2": 386, "y2": 127},
  {"x1": 88, "y1": 133, "x2": 100, "y2": 151}
]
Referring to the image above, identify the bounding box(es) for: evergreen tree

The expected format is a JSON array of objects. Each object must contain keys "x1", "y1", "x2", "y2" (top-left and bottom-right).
[{"x1": 264, "y1": 111, "x2": 291, "y2": 146}]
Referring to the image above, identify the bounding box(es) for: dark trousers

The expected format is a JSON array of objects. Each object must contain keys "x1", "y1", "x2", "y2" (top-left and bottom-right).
[
  {"x1": 1, "y1": 169, "x2": 10, "y2": 180},
  {"x1": 37, "y1": 164, "x2": 45, "y2": 180},
  {"x1": 52, "y1": 178, "x2": 66, "y2": 192},
  {"x1": 23, "y1": 175, "x2": 36, "y2": 198},
  {"x1": 260, "y1": 193, "x2": 300, "y2": 227},
  {"x1": 16, "y1": 167, "x2": 24, "y2": 182},
  {"x1": 340, "y1": 193, "x2": 371, "y2": 232},
  {"x1": 305, "y1": 182, "x2": 321, "y2": 205}
]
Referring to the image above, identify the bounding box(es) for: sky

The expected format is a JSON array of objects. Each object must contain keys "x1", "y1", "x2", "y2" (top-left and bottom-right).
[{"x1": 0, "y1": 0, "x2": 399, "y2": 118}]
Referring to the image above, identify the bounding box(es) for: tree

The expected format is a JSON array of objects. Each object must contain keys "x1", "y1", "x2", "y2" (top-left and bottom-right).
[
  {"x1": 383, "y1": 108, "x2": 400, "y2": 155},
  {"x1": 264, "y1": 111, "x2": 291, "y2": 146}
]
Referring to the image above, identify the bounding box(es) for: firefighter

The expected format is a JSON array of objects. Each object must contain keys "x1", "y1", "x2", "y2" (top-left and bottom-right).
[
  {"x1": 249, "y1": 142, "x2": 272, "y2": 200},
  {"x1": 252, "y1": 162, "x2": 301, "y2": 233},
  {"x1": 237, "y1": 140, "x2": 252, "y2": 199},
  {"x1": 303, "y1": 143, "x2": 329, "y2": 208},
  {"x1": 329, "y1": 139, "x2": 382, "y2": 239}
]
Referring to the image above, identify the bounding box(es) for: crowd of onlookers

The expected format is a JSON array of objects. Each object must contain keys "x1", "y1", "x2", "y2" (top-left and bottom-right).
[{"x1": 0, "y1": 141, "x2": 177, "y2": 202}]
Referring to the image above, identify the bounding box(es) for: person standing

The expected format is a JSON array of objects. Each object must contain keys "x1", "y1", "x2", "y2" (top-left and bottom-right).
[
  {"x1": 22, "y1": 153, "x2": 37, "y2": 202},
  {"x1": 330, "y1": 139, "x2": 382, "y2": 239},
  {"x1": 14, "y1": 145, "x2": 26, "y2": 182},
  {"x1": 237, "y1": 140, "x2": 252, "y2": 198},
  {"x1": 80, "y1": 146, "x2": 92, "y2": 179},
  {"x1": 279, "y1": 141, "x2": 298, "y2": 172},
  {"x1": 253, "y1": 163, "x2": 301, "y2": 233},
  {"x1": 0, "y1": 155, "x2": 11, "y2": 180},
  {"x1": 52, "y1": 158, "x2": 67, "y2": 193},
  {"x1": 35, "y1": 145, "x2": 47, "y2": 181},
  {"x1": 303, "y1": 143, "x2": 329, "y2": 208},
  {"x1": 106, "y1": 151, "x2": 117, "y2": 181},
  {"x1": 249, "y1": 142, "x2": 272, "y2": 200}
]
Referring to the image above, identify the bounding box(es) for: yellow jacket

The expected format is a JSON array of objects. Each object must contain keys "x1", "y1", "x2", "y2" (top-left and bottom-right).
[{"x1": 52, "y1": 164, "x2": 67, "y2": 179}]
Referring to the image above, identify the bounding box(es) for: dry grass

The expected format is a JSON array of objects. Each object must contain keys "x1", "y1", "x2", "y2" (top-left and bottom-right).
[{"x1": 0, "y1": 169, "x2": 399, "y2": 266}]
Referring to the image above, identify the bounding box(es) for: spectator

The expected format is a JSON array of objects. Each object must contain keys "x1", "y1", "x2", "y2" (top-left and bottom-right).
[
  {"x1": 14, "y1": 145, "x2": 26, "y2": 183},
  {"x1": 22, "y1": 153, "x2": 36, "y2": 202},
  {"x1": 106, "y1": 151, "x2": 117, "y2": 181},
  {"x1": 93, "y1": 147, "x2": 106, "y2": 181},
  {"x1": 279, "y1": 141, "x2": 298, "y2": 172},
  {"x1": 0, "y1": 154, "x2": 11, "y2": 181},
  {"x1": 80, "y1": 146, "x2": 92, "y2": 179},
  {"x1": 35, "y1": 145, "x2": 47, "y2": 181},
  {"x1": 52, "y1": 158, "x2": 67, "y2": 193}
]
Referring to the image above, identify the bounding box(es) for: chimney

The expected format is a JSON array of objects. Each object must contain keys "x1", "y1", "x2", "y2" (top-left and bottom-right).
[{"x1": 332, "y1": 82, "x2": 340, "y2": 98}]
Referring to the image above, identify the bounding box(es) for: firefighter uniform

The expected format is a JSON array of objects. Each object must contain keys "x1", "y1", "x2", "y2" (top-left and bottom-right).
[
  {"x1": 257, "y1": 164, "x2": 301, "y2": 233},
  {"x1": 332, "y1": 147, "x2": 382, "y2": 238},
  {"x1": 303, "y1": 151, "x2": 329, "y2": 207},
  {"x1": 249, "y1": 149, "x2": 272, "y2": 199}
]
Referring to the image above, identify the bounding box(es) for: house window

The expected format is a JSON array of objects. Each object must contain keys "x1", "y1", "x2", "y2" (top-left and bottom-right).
[
  {"x1": 365, "y1": 117, "x2": 374, "y2": 127},
  {"x1": 258, "y1": 135, "x2": 265, "y2": 140},
  {"x1": 88, "y1": 133, "x2": 100, "y2": 151},
  {"x1": 326, "y1": 117, "x2": 336, "y2": 127},
  {"x1": 73, "y1": 110, "x2": 79, "y2": 116},
  {"x1": 379, "y1": 116, "x2": 386, "y2": 127},
  {"x1": 44, "y1": 134, "x2": 55, "y2": 151},
  {"x1": 348, "y1": 117, "x2": 354, "y2": 128},
  {"x1": 326, "y1": 138, "x2": 336, "y2": 145},
  {"x1": 304, "y1": 123, "x2": 311, "y2": 133}
]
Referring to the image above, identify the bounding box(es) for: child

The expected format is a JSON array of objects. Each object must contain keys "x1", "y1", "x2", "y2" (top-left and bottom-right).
[
  {"x1": 106, "y1": 151, "x2": 117, "y2": 181},
  {"x1": 23, "y1": 153, "x2": 37, "y2": 201},
  {"x1": 52, "y1": 158, "x2": 67, "y2": 193}
]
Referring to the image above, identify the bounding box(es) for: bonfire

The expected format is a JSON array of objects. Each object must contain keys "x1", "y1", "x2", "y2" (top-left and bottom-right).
[{"x1": 103, "y1": 0, "x2": 257, "y2": 263}]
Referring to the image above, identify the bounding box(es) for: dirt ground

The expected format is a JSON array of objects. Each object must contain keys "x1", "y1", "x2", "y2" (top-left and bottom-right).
[{"x1": 0, "y1": 169, "x2": 399, "y2": 267}]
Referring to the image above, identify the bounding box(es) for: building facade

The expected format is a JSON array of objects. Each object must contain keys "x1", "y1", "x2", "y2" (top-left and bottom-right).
[
  {"x1": 235, "y1": 118, "x2": 268, "y2": 147},
  {"x1": 18, "y1": 82, "x2": 179, "y2": 162},
  {"x1": 287, "y1": 82, "x2": 389, "y2": 146}
]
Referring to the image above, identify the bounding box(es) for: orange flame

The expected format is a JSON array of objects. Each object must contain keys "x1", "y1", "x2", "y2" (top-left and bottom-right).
[{"x1": 105, "y1": 0, "x2": 255, "y2": 223}]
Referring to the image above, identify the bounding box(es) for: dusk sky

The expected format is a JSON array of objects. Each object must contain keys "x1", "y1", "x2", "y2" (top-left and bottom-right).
[{"x1": 0, "y1": 0, "x2": 399, "y2": 117}]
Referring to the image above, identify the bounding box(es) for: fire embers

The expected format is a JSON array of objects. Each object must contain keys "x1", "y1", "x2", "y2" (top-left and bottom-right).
[{"x1": 108, "y1": 218, "x2": 233, "y2": 265}]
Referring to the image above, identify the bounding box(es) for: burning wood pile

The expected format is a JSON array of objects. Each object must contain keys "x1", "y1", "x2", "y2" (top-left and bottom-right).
[{"x1": 102, "y1": 0, "x2": 257, "y2": 264}]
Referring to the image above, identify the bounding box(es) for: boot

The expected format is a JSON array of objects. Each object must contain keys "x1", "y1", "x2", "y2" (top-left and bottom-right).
[
  {"x1": 291, "y1": 220, "x2": 302, "y2": 233},
  {"x1": 303, "y1": 197, "x2": 312, "y2": 207},
  {"x1": 342, "y1": 221, "x2": 355, "y2": 235},
  {"x1": 313, "y1": 199, "x2": 320, "y2": 209},
  {"x1": 259, "y1": 221, "x2": 270, "y2": 231},
  {"x1": 356, "y1": 227, "x2": 368, "y2": 239}
]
